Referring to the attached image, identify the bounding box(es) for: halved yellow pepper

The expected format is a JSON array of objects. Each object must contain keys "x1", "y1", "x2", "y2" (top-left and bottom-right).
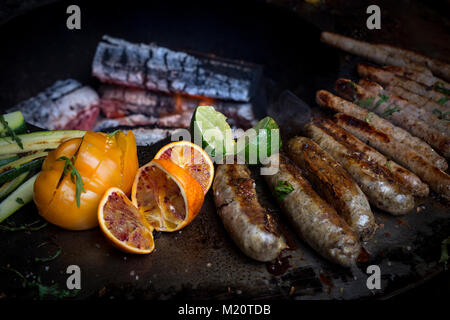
[{"x1": 34, "y1": 131, "x2": 138, "y2": 230}]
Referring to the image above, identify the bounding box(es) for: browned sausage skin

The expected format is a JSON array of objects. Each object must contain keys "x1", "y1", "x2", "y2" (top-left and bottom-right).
[
  {"x1": 334, "y1": 113, "x2": 450, "y2": 201},
  {"x1": 264, "y1": 154, "x2": 361, "y2": 267},
  {"x1": 286, "y1": 137, "x2": 377, "y2": 240},
  {"x1": 304, "y1": 119, "x2": 415, "y2": 215},
  {"x1": 213, "y1": 164, "x2": 287, "y2": 262}
]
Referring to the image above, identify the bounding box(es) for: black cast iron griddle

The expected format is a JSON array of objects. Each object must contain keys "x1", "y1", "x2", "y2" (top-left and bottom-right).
[{"x1": 0, "y1": 0, "x2": 449, "y2": 300}]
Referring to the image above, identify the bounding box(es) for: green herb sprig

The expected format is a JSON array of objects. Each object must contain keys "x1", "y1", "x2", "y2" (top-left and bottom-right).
[
  {"x1": 440, "y1": 236, "x2": 450, "y2": 270},
  {"x1": 0, "y1": 220, "x2": 48, "y2": 232},
  {"x1": 381, "y1": 106, "x2": 401, "y2": 118},
  {"x1": 434, "y1": 82, "x2": 450, "y2": 96},
  {"x1": 357, "y1": 97, "x2": 375, "y2": 109},
  {"x1": 437, "y1": 97, "x2": 449, "y2": 105},
  {"x1": 274, "y1": 180, "x2": 294, "y2": 201},
  {"x1": 433, "y1": 108, "x2": 450, "y2": 121},
  {"x1": 57, "y1": 156, "x2": 85, "y2": 208},
  {"x1": 365, "y1": 112, "x2": 374, "y2": 123},
  {"x1": 373, "y1": 94, "x2": 389, "y2": 111},
  {"x1": 107, "y1": 130, "x2": 121, "y2": 138},
  {"x1": 0, "y1": 115, "x2": 23, "y2": 149},
  {"x1": 0, "y1": 266, "x2": 79, "y2": 299}
]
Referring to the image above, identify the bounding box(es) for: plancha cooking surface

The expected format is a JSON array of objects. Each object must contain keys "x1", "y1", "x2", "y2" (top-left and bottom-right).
[{"x1": 0, "y1": 0, "x2": 448, "y2": 299}]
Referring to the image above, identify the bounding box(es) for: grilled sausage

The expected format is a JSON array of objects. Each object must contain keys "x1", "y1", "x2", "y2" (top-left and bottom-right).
[
  {"x1": 305, "y1": 119, "x2": 415, "y2": 215},
  {"x1": 355, "y1": 79, "x2": 450, "y2": 154},
  {"x1": 382, "y1": 65, "x2": 449, "y2": 88},
  {"x1": 329, "y1": 114, "x2": 428, "y2": 197},
  {"x1": 320, "y1": 31, "x2": 450, "y2": 81},
  {"x1": 357, "y1": 64, "x2": 450, "y2": 108},
  {"x1": 383, "y1": 85, "x2": 450, "y2": 121},
  {"x1": 212, "y1": 164, "x2": 287, "y2": 262},
  {"x1": 286, "y1": 137, "x2": 376, "y2": 240},
  {"x1": 264, "y1": 154, "x2": 361, "y2": 266},
  {"x1": 316, "y1": 89, "x2": 448, "y2": 170},
  {"x1": 334, "y1": 114, "x2": 450, "y2": 201}
]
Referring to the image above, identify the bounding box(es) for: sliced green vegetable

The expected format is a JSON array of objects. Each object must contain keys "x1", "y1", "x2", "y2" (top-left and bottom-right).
[
  {"x1": 236, "y1": 116, "x2": 281, "y2": 165},
  {"x1": 0, "y1": 154, "x2": 19, "y2": 167},
  {"x1": 0, "y1": 150, "x2": 47, "y2": 173},
  {"x1": 0, "y1": 157, "x2": 44, "y2": 185},
  {"x1": 0, "y1": 151, "x2": 47, "y2": 185},
  {"x1": 191, "y1": 106, "x2": 235, "y2": 158},
  {"x1": 0, "y1": 173, "x2": 38, "y2": 223},
  {"x1": 0, "y1": 130, "x2": 85, "y2": 156},
  {"x1": 0, "y1": 171, "x2": 29, "y2": 200},
  {"x1": 0, "y1": 111, "x2": 26, "y2": 136}
]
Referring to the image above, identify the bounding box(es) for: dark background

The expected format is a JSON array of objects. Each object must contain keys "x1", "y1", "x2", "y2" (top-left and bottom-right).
[{"x1": 0, "y1": 0, "x2": 448, "y2": 300}]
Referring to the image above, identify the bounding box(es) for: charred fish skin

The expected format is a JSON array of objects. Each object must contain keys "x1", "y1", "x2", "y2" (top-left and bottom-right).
[
  {"x1": 286, "y1": 137, "x2": 376, "y2": 240},
  {"x1": 212, "y1": 164, "x2": 287, "y2": 262},
  {"x1": 305, "y1": 119, "x2": 415, "y2": 215},
  {"x1": 334, "y1": 114, "x2": 450, "y2": 201},
  {"x1": 264, "y1": 154, "x2": 361, "y2": 267},
  {"x1": 8, "y1": 79, "x2": 100, "y2": 131}
]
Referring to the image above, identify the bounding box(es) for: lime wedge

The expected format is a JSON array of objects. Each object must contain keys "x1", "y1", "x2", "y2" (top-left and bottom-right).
[
  {"x1": 236, "y1": 116, "x2": 281, "y2": 164},
  {"x1": 191, "y1": 106, "x2": 235, "y2": 158}
]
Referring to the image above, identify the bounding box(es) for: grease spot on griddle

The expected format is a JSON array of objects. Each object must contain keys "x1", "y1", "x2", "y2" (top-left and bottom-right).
[
  {"x1": 266, "y1": 254, "x2": 292, "y2": 276},
  {"x1": 319, "y1": 272, "x2": 334, "y2": 289},
  {"x1": 357, "y1": 247, "x2": 371, "y2": 263}
]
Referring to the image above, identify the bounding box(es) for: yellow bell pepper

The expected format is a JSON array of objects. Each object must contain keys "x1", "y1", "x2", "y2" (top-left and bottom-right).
[{"x1": 34, "y1": 131, "x2": 138, "y2": 230}]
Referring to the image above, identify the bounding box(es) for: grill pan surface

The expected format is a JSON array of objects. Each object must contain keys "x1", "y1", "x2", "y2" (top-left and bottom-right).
[{"x1": 0, "y1": 0, "x2": 448, "y2": 299}]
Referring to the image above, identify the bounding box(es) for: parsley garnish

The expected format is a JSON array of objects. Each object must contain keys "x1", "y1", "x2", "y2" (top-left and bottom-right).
[
  {"x1": 0, "y1": 115, "x2": 23, "y2": 149},
  {"x1": 274, "y1": 180, "x2": 294, "y2": 201},
  {"x1": 437, "y1": 97, "x2": 449, "y2": 105},
  {"x1": 35, "y1": 243, "x2": 62, "y2": 263},
  {"x1": 381, "y1": 106, "x2": 401, "y2": 118},
  {"x1": 433, "y1": 108, "x2": 450, "y2": 121},
  {"x1": 357, "y1": 97, "x2": 375, "y2": 109},
  {"x1": 365, "y1": 112, "x2": 374, "y2": 123},
  {"x1": 0, "y1": 266, "x2": 79, "y2": 299},
  {"x1": 0, "y1": 220, "x2": 47, "y2": 232},
  {"x1": 15, "y1": 197, "x2": 24, "y2": 205},
  {"x1": 434, "y1": 82, "x2": 450, "y2": 96},
  {"x1": 385, "y1": 159, "x2": 392, "y2": 172},
  {"x1": 440, "y1": 236, "x2": 450, "y2": 270},
  {"x1": 373, "y1": 94, "x2": 389, "y2": 111},
  {"x1": 57, "y1": 156, "x2": 86, "y2": 208}
]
